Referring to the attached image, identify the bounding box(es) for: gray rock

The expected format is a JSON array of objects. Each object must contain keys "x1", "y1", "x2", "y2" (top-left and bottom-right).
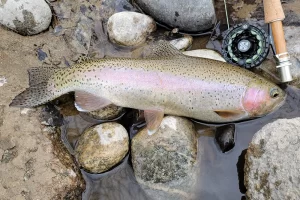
[
  {"x1": 131, "y1": 116, "x2": 198, "y2": 200},
  {"x1": 0, "y1": 0, "x2": 52, "y2": 35},
  {"x1": 245, "y1": 118, "x2": 300, "y2": 200},
  {"x1": 135, "y1": 0, "x2": 216, "y2": 32},
  {"x1": 75, "y1": 122, "x2": 129, "y2": 173},
  {"x1": 85, "y1": 104, "x2": 125, "y2": 120},
  {"x1": 170, "y1": 35, "x2": 193, "y2": 51},
  {"x1": 107, "y1": 11, "x2": 156, "y2": 46}
]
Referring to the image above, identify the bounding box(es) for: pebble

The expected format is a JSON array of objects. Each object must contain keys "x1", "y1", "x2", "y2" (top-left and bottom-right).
[
  {"x1": 107, "y1": 11, "x2": 156, "y2": 46},
  {"x1": 214, "y1": 124, "x2": 235, "y2": 153},
  {"x1": 0, "y1": 76, "x2": 7, "y2": 87},
  {"x1": 75, "y1": 122, "x2": 129, "y2": 173},
  {"x1": 131, "y1": 116, "x2": 197, "y2": 200},
  {"x1": 170, "y1": 35, "x2": 193, "y2": 51},
  {"x1": 244, "y1": 118, "x2": 300, "y2": 200},
  {"x1": 0, "y1": 0, "x2": 52, "y2": 35}
]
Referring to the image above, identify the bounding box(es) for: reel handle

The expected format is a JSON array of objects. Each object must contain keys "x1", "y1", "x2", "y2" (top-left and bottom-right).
[
  {"x1": 271, "y1": 21, "x2": 287, "y2": 56},
  {"x1": 263, "y1": 0, "x2": 285, "y2": 23},
  {"x1": 263, "y1": 0, "x2": 293, "y2": 82},
  {"x1": 263, "y1": 0, "x2": 286, "y2": 55}
]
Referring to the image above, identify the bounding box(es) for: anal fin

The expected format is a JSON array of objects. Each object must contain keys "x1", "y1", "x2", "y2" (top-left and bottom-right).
[
  {"x1": 75, "y1": 90, "x2": 111, "y2": 112},
  {"x1": 144, "y1": 109, "x2": 164, "y2": 135}
]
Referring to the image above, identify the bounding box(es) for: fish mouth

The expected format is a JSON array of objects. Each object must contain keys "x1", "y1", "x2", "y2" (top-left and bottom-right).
[{"x1": 252, "y1": 91, "x2": 287, "y2": 118}]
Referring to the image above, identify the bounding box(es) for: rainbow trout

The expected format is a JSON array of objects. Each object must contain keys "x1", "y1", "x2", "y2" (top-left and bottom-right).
[{"x1": 10, "y1": 42, "x2": 285, "y2": 134}]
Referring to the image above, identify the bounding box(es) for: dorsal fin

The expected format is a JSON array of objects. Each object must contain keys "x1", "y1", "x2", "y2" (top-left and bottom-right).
[{"x1": 143, "y1": 40, "x2": 185, "y2": 59}]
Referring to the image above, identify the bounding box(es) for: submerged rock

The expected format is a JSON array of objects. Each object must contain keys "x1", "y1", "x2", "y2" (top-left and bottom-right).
[
  {"x1": 245, "y1": 118, "x2": 300, "y2": 200},
  {"x1": 107, "y1": 11, "x2": 156, "y2": 46},
  {"x1": 131, "y1": 116, "x2": 197, "y2": 200},
  {"x1": 0, "y1": 0, "x2": 52, "y2": 35},
  {"x1": 215, "y1": 124, "x2": 235, "y2": 153},
  {"x1": 135, "y1": 0, "x2": 216, "y2": 32},
  {"x1": 85, "y1": 104, "x2": 125, "y2": 120},
  {"x1": 75, "y1": 123, "x2": 129, "y2": 173},
  {"x1": 170, "y1": 35, "x2": 193, "y2": 51}
]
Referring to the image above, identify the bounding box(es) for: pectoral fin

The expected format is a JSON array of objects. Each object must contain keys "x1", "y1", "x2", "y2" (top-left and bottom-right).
[
  {"x1": 214, "y1": 110, "x2": 246, "y2": 119},
  {"x1": 74, "y1": 90, "x2": 111, "y2": 112},
  {"x1": 144, "y1": 109, "x2": 164, "y2": 135}
]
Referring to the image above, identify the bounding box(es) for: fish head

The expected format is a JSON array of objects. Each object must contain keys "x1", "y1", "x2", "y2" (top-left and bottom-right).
[{"x1": 242, "y1": 79, "x2": 286, "y2": 117}]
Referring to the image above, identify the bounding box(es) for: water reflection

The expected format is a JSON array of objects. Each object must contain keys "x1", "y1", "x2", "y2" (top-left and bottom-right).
[{"x1": 60, "y1": 86, "x2": 300, "y2": 200}]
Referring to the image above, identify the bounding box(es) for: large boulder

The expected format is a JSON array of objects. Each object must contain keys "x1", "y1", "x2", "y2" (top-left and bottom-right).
[
  {"x1": 0, "y1": 0, "x2": 52, "y2": 35},
  {"x1": 75, "y1": 122, "x2": 129, "y2": 173},
  {"x1": 245, "y1": 118, "x2": 300, "y2": 200},
  {"x1": 131, "y1": 116, "x2": 198, "y2": 200},
  {"x1": 134, "y1": 0, "x2": 216, "y2": 32}
]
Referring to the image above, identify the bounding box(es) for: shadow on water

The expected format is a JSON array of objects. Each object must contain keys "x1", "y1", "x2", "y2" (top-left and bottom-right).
[{"x1": 60, "y1": 86, "x2": 300, "y2": 200}]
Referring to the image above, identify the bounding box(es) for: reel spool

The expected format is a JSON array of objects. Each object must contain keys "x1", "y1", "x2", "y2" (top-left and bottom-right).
[{"x1": 221, "y1": 23, "x2": 270, "y2": 69}]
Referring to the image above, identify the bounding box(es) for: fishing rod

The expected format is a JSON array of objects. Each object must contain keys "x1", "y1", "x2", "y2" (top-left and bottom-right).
[{"x1": 263, "y1": 0, "x2": 293, "y2": 83}]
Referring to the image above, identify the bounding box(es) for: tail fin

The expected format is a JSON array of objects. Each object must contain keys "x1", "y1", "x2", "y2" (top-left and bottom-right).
[
  {"x1": 10, "y1": 67, "x2": 60, "y2": 108},
  {"x1": 28, "y1": 66, "x2": 59, "y2": 87}
]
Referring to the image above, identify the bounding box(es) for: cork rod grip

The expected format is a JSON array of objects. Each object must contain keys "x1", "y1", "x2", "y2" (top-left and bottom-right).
[
  {"x1": 263, "y1": 0, "x2": 285, "y2": 23},
  {"x1": 271, "y1": 21, "x2": 287, "y2": 55}
]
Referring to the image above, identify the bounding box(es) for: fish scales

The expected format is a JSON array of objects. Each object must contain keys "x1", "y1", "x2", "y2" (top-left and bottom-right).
[{"x1": 10, "y1": 42, "x2": 285, "y2": 124}]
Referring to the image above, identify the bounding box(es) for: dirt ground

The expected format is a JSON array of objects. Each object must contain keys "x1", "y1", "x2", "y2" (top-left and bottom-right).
[{"x1": 0, "y1": 26, "x2": 84, "y2": 200}]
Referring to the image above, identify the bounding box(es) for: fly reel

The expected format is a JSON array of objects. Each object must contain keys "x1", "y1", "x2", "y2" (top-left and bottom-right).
[{"x1": 221, "y1": 23, "x2": 270, "y2": 69}]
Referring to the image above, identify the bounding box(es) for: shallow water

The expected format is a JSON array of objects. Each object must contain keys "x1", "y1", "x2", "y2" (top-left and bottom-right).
[{"x1": 59, "y1": 86, "x2": 300, "y2": 200}]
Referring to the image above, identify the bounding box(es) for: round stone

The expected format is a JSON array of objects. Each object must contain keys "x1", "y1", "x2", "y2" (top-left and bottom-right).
[
  {"x1": 0, "y1": 0, "x2": 52, "y2": 35},
  {"x1": 107, "y1": 11, "x2": 156, "y2": 46},
  {"x1": 75, "y1": 122, "x2": 129, "y2": 173},
  {"x1": 131, "y1": 116, "x2": 197, "y2": 199}
]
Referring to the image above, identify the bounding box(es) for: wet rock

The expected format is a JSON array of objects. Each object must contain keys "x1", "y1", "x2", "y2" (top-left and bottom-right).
[
  {"x1": 135, "y1": 0, "x2": 216, "y2": 32},
  {"x1": 170, "y1": 35, "x2": 193, "y2": 51},
  {"x1": 107, "y1": 11, "x2": 156, "y2": 46},
  {"x1": 245, "y1": 118, "x2": 300, "y2": 200},
  {"x1": 75, "y1": 122, "x2": 129, "y2": 173},
  {"x1": 85, "y1": 104, "x2": 125, "y2": 120},
  {"x1": 40, "y1": 104, "x2": 64, "y2": 127},
  {"x1": 0, "y1": 0, "x2": 52, "y2": 35},
  {"x1": 131, "y1": 116, "x2": 198, "y2": 200},
  {"x1": 215, "y1": 124, "x2": 235, "y2": 153}
]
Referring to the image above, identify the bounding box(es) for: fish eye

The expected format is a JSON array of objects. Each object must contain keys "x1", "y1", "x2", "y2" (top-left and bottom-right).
[{"x1": 270, "y1": 88, "x2": 280, "y2": 98}]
